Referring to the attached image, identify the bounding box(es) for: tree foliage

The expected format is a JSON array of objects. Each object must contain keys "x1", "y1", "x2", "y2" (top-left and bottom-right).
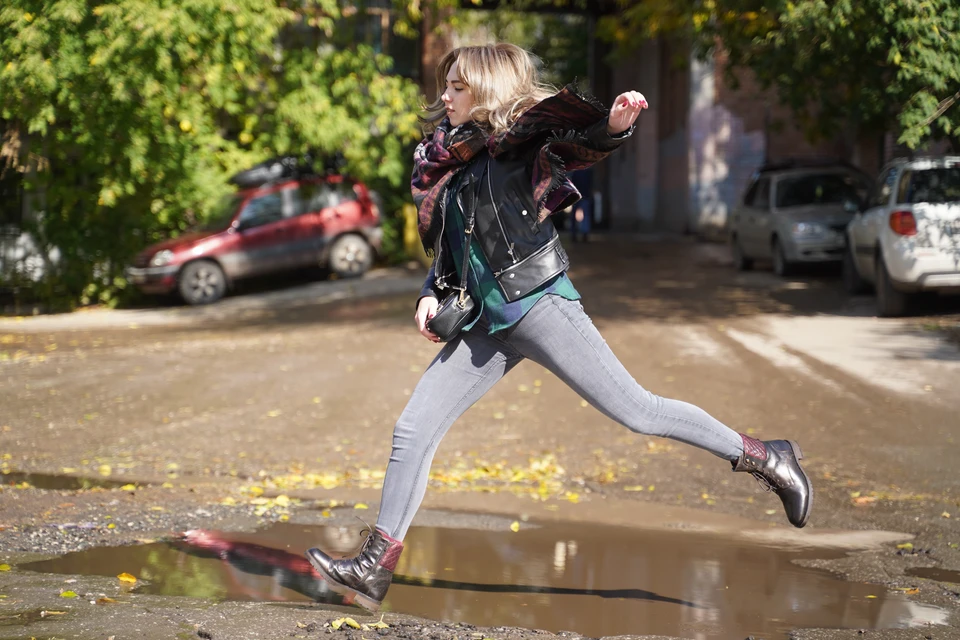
[
  {"x1": 452, "y1": 9, "x2": 590, "y2": 88},
  {"x1": 0, "y1": 0, "x2": 422, "y2": 308},
  {"x1": 599, "y1": 0, "x2": 960, "y2": 150}
]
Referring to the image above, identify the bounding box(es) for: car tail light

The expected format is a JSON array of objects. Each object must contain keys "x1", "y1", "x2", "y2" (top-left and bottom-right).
[{"x1": 889, "y1": 210, "x2": 917, "y2": 236}]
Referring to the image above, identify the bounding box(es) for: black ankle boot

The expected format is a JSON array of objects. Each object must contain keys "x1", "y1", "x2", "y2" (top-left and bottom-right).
[
  {"x1": 306, "y1": 527, "x2": 403, "y2": 612},
  {"x1": 733, "y1": 434, "x2": 813, "y2": 528}
]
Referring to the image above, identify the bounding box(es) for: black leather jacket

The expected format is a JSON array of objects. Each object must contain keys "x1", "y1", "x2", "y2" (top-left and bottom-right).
[{"x1": 419, "y1": 119, "x2": 631, "y2": 305}]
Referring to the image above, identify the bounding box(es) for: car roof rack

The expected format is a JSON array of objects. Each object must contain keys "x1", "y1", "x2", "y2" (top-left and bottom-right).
[{"x1": 228, "y1": 152, "x2": 345, "y2": 189}]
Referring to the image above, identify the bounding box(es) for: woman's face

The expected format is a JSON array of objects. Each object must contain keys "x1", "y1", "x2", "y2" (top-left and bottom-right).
[{"x1": 440, "y1": 61, "x2": 475, "y2": 127}]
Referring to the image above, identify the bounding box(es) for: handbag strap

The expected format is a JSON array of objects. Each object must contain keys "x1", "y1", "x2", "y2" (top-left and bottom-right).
[{"x1": 457, "y1": 156, "x2": 488, "y2": 305}]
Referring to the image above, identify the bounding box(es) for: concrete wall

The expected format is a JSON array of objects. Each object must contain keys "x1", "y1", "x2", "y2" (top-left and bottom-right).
[
  {"x1": 606, "y1": 41, "x2": 660, "y2": 232},
  {"x1": 687, "y1": 56, "x2": 765, "y2": 239},
  {"x1": 655, "y1": 39, "x2": 690, "y2": 234}
]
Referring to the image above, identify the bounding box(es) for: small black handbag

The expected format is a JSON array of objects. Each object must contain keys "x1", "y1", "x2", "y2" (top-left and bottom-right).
[{"x1": 426, "y1": 160, "x2": 486, "y2": 342}]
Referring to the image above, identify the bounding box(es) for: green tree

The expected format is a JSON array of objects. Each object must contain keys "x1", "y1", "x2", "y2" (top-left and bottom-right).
[
  {"x1": 599, "y1": 0, "x2": 960, "y2": 151},
  {"x1": 0, "y1": 0, "x2": 422, "y2": 308}
]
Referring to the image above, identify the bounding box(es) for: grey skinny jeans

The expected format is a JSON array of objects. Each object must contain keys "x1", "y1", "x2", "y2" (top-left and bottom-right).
[{"x1": 376, "y1": 294, "x2": 744, "y2": 540}]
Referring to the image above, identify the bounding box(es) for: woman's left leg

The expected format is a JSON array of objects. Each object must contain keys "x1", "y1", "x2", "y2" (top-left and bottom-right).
[
  {"x1": 508, "y1": 295, "x2": 812, "y2": 527},
  {"x1": 508, "y1": 295, "x2": 743, "y2": 460}
]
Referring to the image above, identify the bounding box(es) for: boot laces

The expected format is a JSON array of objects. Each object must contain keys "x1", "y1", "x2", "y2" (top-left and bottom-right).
[
  {"x1": 751, "y1": 471, "x2": 774, "y2": 492},
  {"x1": 353, "y1": 516, "x2": 378, "y2": 553}
]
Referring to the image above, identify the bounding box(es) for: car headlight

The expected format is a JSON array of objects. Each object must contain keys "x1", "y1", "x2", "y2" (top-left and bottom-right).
[
  {"x1": 790, "y1": 222, "x2": 828, "y2": 237},
  {"x1": 149, "y1": 250, "x2": 174, "y2": 267}
]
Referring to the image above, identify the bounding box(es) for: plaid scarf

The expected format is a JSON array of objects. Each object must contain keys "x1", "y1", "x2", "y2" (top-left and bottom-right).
[{"x1": 411, "y1": 83, "x2": 613, "y2": 251}]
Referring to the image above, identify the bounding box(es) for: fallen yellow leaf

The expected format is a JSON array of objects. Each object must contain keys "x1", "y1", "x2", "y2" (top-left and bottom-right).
[
  {"x1": 120, "y1": 484, "x2": 137, "y2": 491},
  {"x1": 117, "y1": 572, "x2": 137, "y2": 584},
  {"x1": 896, "y1": 542, "x2": 914, "y2": 551},
  {"x1": 765, "y1": 509, "x2": 777, "y2": 515},
  {"x1": 354, "y1": 503, "x2": 369, "y2": 510},
  {"x1": 510, "y1": 521, "x2": 520, "y2": 532},
  {"x1": 366, "y1": 614, "x2": 390, "y2": 629},
  {"x1": 331, "y1": 617, "x2": 362, "y2": 630},
  {"x1": 942, "y1": 511, "x2": 951, "y2": 519},
  {"x1": 0, "y1": 564, "x2": 10, "y2": 571},
  {"x1": 60, "y1": 591, "x2": 78, "y2": 598},
  {"x1": 98, "y1": 465, "x2": 112, "y2": 476},
  {"x1": 624, "y1": 485, "x2": 644, "y2": 492}
]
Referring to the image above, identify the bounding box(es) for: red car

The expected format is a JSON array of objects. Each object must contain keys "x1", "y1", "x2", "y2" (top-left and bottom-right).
[{"x1": 126, "y1": 174, "x2": 382, "y2": 305}]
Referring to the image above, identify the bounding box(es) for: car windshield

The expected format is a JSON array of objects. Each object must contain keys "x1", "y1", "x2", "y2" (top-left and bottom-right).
[
  {"x1": 775, "y1": 172, "x2": 869, "y2": 209},
  {"x1": 200, "y1": 194, "x2": 243, "y2": 231},
  {"x1": 898, "y1": 167, "x2": 960, "y2": 204}
]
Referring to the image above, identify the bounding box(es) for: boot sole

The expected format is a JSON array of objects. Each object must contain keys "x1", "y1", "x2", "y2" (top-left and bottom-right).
[
  {"x1": 306, "y1": 553, "x2": 382, "y2": 612},
  {"x1": 787, "y1": 440, "x2": 813, "y2": 528}
]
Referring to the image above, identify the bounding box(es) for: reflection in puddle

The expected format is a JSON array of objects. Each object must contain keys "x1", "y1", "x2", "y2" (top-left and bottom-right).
[
  {"x1": 906, "y1": 567, "x2": 960, "y2": 585},
  {"x1": 22, "y1": 521, "x2": 947, "y2": 639},
  {"x1": 0, "y1": 472, "x2": 131, "y2": 491}
]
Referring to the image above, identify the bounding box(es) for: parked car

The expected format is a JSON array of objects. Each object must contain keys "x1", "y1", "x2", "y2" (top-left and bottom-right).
[
  {"x1": 843, "y1": 155, "x2": 960, "y2": 316},
  {"x1": 126, "y1": 162, "x2": 382, "y2": 305},
  {"x1": 729, "y1": 160, "x2": 873, "y2": 276}
]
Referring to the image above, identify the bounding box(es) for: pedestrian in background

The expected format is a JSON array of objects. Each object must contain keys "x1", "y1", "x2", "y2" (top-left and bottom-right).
[{"x1": 306, "y1": 42, "x2": 812, "y2": 612}]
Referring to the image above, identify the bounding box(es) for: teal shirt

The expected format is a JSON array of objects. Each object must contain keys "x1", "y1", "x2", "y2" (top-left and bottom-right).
[{"x1": 443, "y1": 180, "x2": 580, "y2": 335}]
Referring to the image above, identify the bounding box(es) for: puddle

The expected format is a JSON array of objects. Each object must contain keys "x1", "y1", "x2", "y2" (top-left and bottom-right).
[
  {"x1": 21, "y1": 521, "x2": 947, "y2": 639},
  {"x1": 906, "y1": 567, "x2": 960, "y2": 585},
  {"x1": 0, "y1": 471, "x2": 131, "y2": 491},
  {"x1": 0, "y1": 608, "x2": 67, "y2": 627}
]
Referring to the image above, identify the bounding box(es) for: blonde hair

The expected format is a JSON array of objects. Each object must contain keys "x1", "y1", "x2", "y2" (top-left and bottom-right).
[{"x1": 419, "y1": 43, "x2": 556, "y2": 137}]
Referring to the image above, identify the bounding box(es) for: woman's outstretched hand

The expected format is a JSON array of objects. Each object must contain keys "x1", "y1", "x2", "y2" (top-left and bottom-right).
[
  {"x1": 607, "y1": 91, "x2": 648, "y2": 135},
  {"x1": 415, "y1": 296, "x2": 441, "y2": 343}
]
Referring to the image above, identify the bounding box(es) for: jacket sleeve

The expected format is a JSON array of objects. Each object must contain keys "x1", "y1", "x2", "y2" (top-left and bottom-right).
[
  {"x1": 416, "y1": 258, "x2": 442, "y2": 309},
  {"x1": 549, "y1": 119, "x2": 635, "y2": 173}
]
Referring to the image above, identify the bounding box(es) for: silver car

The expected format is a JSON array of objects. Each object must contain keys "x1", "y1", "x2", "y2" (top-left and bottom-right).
[
  {"x1": 844, "y1": 156, "x2": 960, "y2": 316},
  {"x1": 730, "y1": 163, "x2": 873, "y2": 276}
]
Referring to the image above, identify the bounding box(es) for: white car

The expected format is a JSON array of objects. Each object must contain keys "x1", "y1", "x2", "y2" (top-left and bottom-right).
[{"x1": 844, "y1": 156, "x2": 960, "y2": 316}]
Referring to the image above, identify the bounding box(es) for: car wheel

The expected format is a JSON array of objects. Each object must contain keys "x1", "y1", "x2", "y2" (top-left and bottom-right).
[
  {"x1": 328, "y1": 234, "x2": 372, "y2": 279},
  {"x1": 731, "y1": 235, "x2": 753, "y2": 271},
  {"x1": 772, "y1": 237, "x2": 793, "y2": 277},
  {"x1": 842, "y1": 242, "x2": 870, "y2": 294},
  {"x1": 178, "y1": 260, "x2": 227, "y2": 305},
  {"x1": 875, "y1": 254, "x2": 911, "y2": 317}
]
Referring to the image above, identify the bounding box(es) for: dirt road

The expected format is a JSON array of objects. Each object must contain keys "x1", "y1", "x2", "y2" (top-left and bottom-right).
[{"x1": 1, "y1": 235, "x2": 958, "y2": 639}]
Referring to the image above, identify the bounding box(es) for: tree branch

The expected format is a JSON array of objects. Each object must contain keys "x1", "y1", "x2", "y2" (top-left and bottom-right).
[{"x1": 916, "y1": 87, "x2": 960, "y2": 129}]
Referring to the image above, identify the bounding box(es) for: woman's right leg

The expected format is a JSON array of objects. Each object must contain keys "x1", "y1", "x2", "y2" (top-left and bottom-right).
[{"x1": 376, "y1": 329, "x2": 522, "y2": 540}]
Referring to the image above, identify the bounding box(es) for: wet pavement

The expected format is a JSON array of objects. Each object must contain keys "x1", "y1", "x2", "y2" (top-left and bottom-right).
[{"x1": 18, "y1": 520, "x2": 949, "y2": 639}]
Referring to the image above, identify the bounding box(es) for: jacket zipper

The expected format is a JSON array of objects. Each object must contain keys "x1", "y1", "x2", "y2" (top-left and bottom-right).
[
  {"x1": 487, "y1": 167, "x2": 517, "y2": 266},
  {"x1": 433, "y1": 183, "x2": 449, "y2": 290},
  {"x1": 496, "y1": 235, "x2": 560, "y2": 277}
]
